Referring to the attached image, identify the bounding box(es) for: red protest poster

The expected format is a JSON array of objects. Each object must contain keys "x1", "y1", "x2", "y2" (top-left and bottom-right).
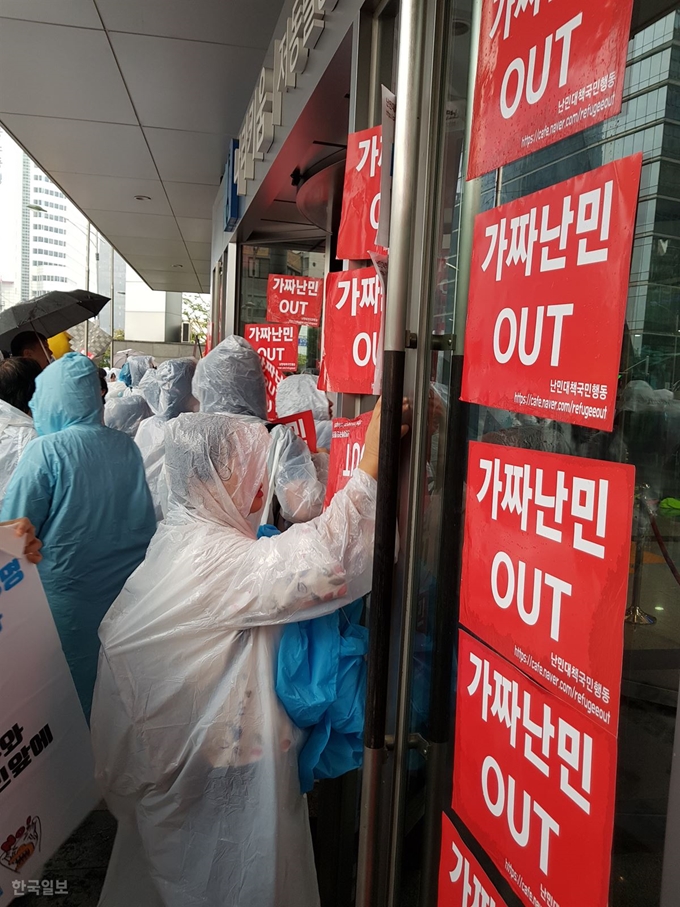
[
  {"x1": 461, "y1": 442, "x2": 634, "y2": 735},
  {"x1": 244, "y1": 323, "x2": 299, "y2": 372},
  {"x1": 261, "y1": 357, "x2": 285, "y2": 421},
  {"x1": 461, "y1": 154, "x2": 642, "y2": 431},
  {"x1": 323, "y1": 412, "x2": 372, "y2": 509},
  {"x1": 322, "y1": 268, "x2": 383, "y2": 395},
  {"x1": 273, "y1": 410, "x2": 318, "y2": 453},
  {"x1": 337, "y1": 126, "x2": 382, "y2": 261},
  {"x1": 467, "y1": 0, "x2": 634, "y2": 179},
  {"x1": 438, "y1": 813, "x2": 508, "y2": 907},
  {"x1": 267, "y1": 275, "x2": 323, "y2": 326},
  {"x1": 453, "y1": 631, "x2": 617, "y2": 907}
]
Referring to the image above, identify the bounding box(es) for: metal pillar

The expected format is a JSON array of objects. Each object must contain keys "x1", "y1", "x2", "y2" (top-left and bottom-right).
[
  {"x1": 84, "y1": 222, "x2": 90, "y2": 356},
  {"x1": 356, "y1": 0, "x2": 428, "y2": 902}
]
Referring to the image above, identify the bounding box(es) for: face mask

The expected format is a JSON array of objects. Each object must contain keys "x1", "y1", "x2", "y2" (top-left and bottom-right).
[{"x1": 37, "y1": 337, "x2": 55, "y2": 365}]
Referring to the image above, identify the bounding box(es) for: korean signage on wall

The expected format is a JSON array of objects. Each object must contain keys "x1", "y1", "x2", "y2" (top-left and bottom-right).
[
  {"x1": 467, "y1": 0, "x2": 634, "y2": 179},
  {"x1": 439, "y1": 814, "x2": 508, "y2": 907},
  {"x1": 267, "y1": 274, "x2": 323, "y2": 326},
  {"x1": 453, "y1": 631, "x2": 618, "y2": 907},
  {"x1": 0, "y1": 564, "x2": 98, "y2": 905},
  {"x1": 235, "y1": 0, "x2": 341, "y2": 197},
  {"x1": 261, "y1": 357, "x2": 285, "y2": 421},
  {"x1": 321, "y1": 267, "x2": 383, "y2": 394},
  {"x1": 274, "y1": 410, "x2": 318, "y2": 453},
  {"x1": 323, "y1": 412, "x2": 372, "y2": 508},
  {"x1": 244, "y1": 323, "x2": 299, "y2": 372},
  {"x1": 337, "y1": 126, "x2": 383, "y2": 261},
  {"x1": 460, "y1": 442, "x2": 635, "y2": 734},
  {"x1": 461, "y1": 154, "x2": 642, "y2": 430}
]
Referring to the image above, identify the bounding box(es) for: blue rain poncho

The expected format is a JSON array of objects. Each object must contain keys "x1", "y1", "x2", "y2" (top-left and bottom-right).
[
  {"x1": 91, "y1": 413, "x2": 378, "y2": 907},
  {"x1": 135, "y1": 358, "x2": 198, "y2": 520},
  {"x1": 0, "y1": 353, "x2": 156, "y2": 719}
]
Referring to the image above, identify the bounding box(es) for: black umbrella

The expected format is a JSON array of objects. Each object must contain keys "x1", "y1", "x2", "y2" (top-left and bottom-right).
[{"x1": 0, "y1": 290, "x2": 110, "y2": 350}]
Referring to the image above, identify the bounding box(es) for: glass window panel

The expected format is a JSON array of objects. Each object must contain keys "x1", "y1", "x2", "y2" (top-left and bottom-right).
[{"x1": 238, "y1": 243, "x2": 325, "y2": 372}]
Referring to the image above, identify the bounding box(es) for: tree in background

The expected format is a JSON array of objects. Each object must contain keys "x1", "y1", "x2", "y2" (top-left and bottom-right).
[
  {"x1": 98, "y1": 330, "x2": 125, "y2": 368},
  {"x1": 183, "y1": 294, "x2": 210, "y2": 343}
]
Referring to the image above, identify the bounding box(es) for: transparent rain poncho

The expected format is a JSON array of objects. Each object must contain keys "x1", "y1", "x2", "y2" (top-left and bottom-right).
[
  {"x1": 0, "y1": 400, "x2": 36, "y2": 508},
  {"x1": 276, "y1": 374, "x2": 333, "y2": 451},
  {"x1": 137, "y1": 367, "x2": 162, "y2": 413},
  {"x1": 91, "y1": 413, "x2": 378, "y2": 907},
  {"x1": 192, "y1": 335, "x2": 267, "y2": 419},
  {"x1": 193, "y1": 337, "x2": 326, "y2": 523},
  {"x1": 135, "y1": 359, "x2": 198, "y2": 520},
  {"x1": 126, "y1": 355, "x2": 155, "y2": 388},
  {"x1": 104, "y1": 394, "x2": 152, "y2": 438}
]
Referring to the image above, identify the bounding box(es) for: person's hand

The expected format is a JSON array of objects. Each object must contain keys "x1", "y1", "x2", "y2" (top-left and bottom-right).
[
  {"x1": 6, "y1": 518, "x2": 42, "y2": 564},
  {"x1": 359, "y1": 397, "x2": 411, "y2": 481}
]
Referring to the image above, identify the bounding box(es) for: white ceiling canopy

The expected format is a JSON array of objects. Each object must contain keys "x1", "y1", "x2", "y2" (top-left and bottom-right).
[{"x1": 0, "y1": 0, "x2": 287, "y2": 293}]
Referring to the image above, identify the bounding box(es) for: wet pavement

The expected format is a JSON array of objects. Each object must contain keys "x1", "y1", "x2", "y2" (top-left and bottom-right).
[{"x1": 15, "y1": 808, "x2": 115, "y2": 907}]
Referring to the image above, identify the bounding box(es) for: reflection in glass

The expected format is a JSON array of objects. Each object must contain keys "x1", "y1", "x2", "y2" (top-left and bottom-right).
[{"x1": 238, "y1": 244, "x2": 325, "y2": 373}]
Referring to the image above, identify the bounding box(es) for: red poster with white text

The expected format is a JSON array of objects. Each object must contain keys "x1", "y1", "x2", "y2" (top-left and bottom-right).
[
  {"x1": 438, "y1": 813, "x2": 508, "y2": 907},
  {"x1": 461, "y1": 154, "x2": 642, "y2": 431},
  {"x1": 261, "y1": 357, "x2": 285, "y2": 421},
  {"x1": 322, "y1": 268, "x2": 383, "y2": 395},
  {"x1": 267, "y1": 275, "x2": 323, "y2": 326},
  {"x1": 323, "y1": 412, "x2": 372, "y2": 509},
  {"x1": 467, "y1": 0, "x2": 634, "y2": 179},
  {"x1": 273, "y1": 410, "x2": 318, "y2": 453},
  {"x1": 461, "y1": 442, "x2": 634, "y2": 734},
  {"x1": 453, "y1": 631, "x2": 617, "y2": 907},
  {"x1": 244, "y1": 323, "x2": 299, "y2": 372},
  {"x1": 337, "y1": 126, "x2": 382, "y2": 261}
]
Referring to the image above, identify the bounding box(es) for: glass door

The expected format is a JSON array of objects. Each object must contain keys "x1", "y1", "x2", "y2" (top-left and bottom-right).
[{"x1": 388, "y1": 3, "x2": 680, "y2": 906}]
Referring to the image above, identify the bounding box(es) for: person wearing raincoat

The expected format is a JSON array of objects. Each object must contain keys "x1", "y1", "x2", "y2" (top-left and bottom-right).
[
  {"x1": 91, "y1": 402, "x2": 396, "y2": 907},
  {"x1": 193, "y1": 336, "x2": 326, "y2": 524},
  {"x1": 0, "y1": 353, "x2": 156, "y2": 719},
  {"x1": 276, "y1": 373, "x2": 333, "y2": 451},
  {"x1": 104, "y1": 394, "x2": 152, "y2": 438},
  {"x1": 119, "y1": 355, "x2": 155, "y2": 390},
  {"x1": 135, "y1": 358, "x2": 198, "y2": 520},
  {"x1": 0, "y1": 358, "x2": 41, "y2": 506}
]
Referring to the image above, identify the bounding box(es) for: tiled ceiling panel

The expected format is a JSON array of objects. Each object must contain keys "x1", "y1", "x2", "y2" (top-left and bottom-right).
[
  {"x1": 0, "y1": 20, "x2": 136, "y2": 123},
  {"x1": 0, "y1": 116, "x2": 159, "y2": 179},
  {"x1": 96, "y1": 0, "x2": 278, "y2": 47},
  {"x1": 0, "y1": 0, "x2": 103, "y2": 29},
  {"x1": 0, "y1": 0, "x2": 287, "y2": 291}
]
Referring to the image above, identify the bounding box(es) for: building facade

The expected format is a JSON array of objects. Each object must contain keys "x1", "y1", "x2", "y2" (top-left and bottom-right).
[{"x1": 208, "y1": 3, "x2": 680, "y2": 906}]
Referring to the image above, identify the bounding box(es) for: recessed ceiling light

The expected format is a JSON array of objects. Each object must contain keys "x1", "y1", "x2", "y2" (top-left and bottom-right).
[
  {"x1": 134, "y1": 195, "x2": 152, "y2": 201},
  {"x1": 172, "y1": 264, "x2": 184, "y2": 269}
]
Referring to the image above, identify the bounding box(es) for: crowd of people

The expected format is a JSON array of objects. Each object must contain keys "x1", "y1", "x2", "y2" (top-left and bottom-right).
[{"x1": 1, "y1": 329, "x2": 408, "y2": 907}]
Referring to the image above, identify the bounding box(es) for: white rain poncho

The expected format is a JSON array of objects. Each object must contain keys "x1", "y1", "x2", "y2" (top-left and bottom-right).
[
  {"x1": 0, "y1": 400, "x2": 36, "y2": 507},
  {"x1": 137, "y1": 366, "x2": 163, "y2": 412},
  {"x1": 135, "y1": 358, "x2": 198, "y2": 520},
  {"x1": 125, "y1": 355, "x2": 155, "y2": 388},
  {"x1": 91, "y1": 413, "x2": 377, "y2": 907},
  {"x1": 193, "y1": 337, "x2": 326, "y2": 523},
  {"x1": 193, "y1": 335, "x2": 267, "y2": 419},
  {"x1": 104, "y1": 394, "x2": 152, "y2": 438},
  {"x1": 276, "y1": 374, "x2": 333, "y2": 450}
]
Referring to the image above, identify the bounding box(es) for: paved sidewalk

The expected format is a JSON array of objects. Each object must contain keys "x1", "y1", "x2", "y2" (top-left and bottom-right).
[{"x1": 16, "y1": 809, "x2": 116, "y2": 907}]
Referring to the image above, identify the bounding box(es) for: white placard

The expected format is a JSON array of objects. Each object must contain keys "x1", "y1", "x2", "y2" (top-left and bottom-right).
[{"x1": 0, "y1": 564, "x2": 99, "y2": 904}]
